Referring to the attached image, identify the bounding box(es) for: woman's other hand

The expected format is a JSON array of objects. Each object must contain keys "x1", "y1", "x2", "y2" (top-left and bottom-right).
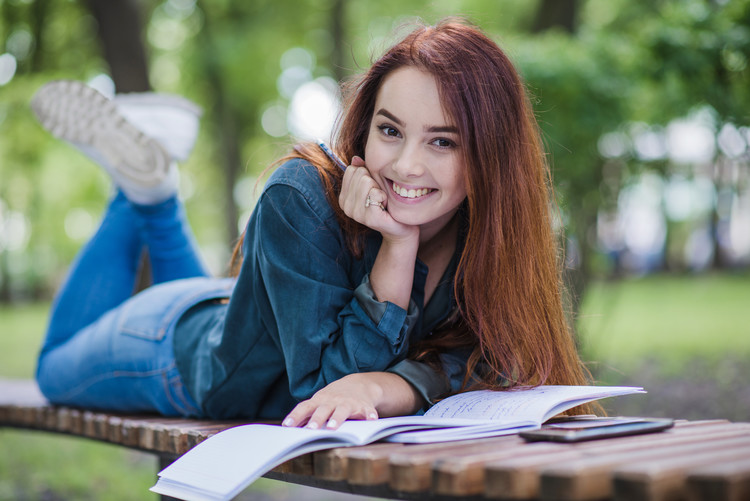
[{"x1": 281, "y1": 372, "x2": 423, "y2": 430}]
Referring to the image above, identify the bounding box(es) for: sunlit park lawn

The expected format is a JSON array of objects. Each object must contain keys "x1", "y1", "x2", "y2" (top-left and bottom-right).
[{"x1": 1, "y1": 272, "x2": 749, "y2": 499}]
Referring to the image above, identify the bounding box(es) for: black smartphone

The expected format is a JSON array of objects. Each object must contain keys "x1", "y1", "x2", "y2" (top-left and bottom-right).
[{"x1": 519, "y1": 417, "x2": 674, "y2": 443}]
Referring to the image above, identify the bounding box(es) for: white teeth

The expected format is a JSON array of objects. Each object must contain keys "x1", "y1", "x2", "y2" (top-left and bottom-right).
[{"x1": 393, "y1": 182, "x2": 431, "y2": 199}]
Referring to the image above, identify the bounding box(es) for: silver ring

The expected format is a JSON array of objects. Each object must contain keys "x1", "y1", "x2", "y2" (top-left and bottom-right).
[{"x1": 365, "y1": 196, "x2": 386, "y2": 210}]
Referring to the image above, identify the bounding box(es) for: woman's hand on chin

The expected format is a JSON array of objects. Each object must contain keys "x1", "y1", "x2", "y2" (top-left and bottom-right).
[{"x1": 339, "y1": 157, "x2": 419, "y2": 244}]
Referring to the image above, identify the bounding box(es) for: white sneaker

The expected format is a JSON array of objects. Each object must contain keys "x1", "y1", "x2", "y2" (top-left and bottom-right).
[
  {"x1": 31, "y1": 80, "x2": 178, "y2": 205},
  {"x1": 113, "y1": 91, "x2": 202, "y2": 162}
]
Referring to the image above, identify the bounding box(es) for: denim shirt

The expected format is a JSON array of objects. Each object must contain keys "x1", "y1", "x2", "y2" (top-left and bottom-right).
[{"x1": 174, "y1": 158, "x2": 469, "y2": 419}]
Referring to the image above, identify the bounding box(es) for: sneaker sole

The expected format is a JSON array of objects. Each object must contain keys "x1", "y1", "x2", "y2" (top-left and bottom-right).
[{"x1": 31, "y1": 80, "x2": 170, "y2": 188}]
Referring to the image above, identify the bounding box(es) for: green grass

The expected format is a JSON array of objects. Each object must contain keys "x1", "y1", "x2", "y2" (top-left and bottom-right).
[
  {"x1": 0, "y1": 430, "x2": 157, "y2": 501},
  {"x1": 577, "y1": 271, "x2": 750, "y2": 371},
  {"x1": 0, "y1": 302, "x2": 49, "y2": 378}
]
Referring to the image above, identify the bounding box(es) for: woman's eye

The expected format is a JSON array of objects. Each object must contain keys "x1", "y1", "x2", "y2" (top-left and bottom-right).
[
  {"x1": 432, "y1": 138, "x2": 455, "y2": 148},
  {"x1": 378, "y1": 125, "x2": 400, "y2": 137}
]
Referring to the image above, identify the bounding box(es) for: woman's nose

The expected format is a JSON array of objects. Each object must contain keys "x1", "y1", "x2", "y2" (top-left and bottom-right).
[{"x1": 391, "y1": 143, "x2": 425, "y2": 178}]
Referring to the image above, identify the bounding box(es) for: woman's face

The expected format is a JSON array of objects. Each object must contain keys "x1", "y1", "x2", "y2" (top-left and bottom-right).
[{"x1": 364, "y1": 66, "x2": 467, "y2": 239}]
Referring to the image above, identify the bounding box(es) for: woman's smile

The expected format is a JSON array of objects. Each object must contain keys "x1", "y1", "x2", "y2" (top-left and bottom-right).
[{"x1": 389, "y1": 180, "x2": 435, "y2": 200}]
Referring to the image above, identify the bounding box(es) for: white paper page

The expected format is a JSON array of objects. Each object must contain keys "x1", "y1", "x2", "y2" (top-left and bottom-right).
[
  {"x1": 333, "y1": 415, "x2": 484, "y2": 442},
  {"x1": 151, "y1": 425, "x2": 350, "y2": 501},
  {"x1": 424, "y1": 385, "x2": 644, "y2": 423},
  {"x1": 386, "y1": 422, "x2": 536, "y2": 443},
  {"x1": 150, "y1": 417, "x2": 489, "y2": 501}
]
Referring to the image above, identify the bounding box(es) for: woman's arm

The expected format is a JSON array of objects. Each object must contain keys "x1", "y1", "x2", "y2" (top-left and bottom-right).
[
  {"x1": 338, "y1": 157, "x2": 420, "y2": 310},
  {"x1": 282, "y1": 371, "x2": 424, "y2": 429}
]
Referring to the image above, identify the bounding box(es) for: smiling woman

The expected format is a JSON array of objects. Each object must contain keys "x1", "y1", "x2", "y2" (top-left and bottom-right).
[{"x1": 32, "y1": 18, "x2": 596, "y2": 433}]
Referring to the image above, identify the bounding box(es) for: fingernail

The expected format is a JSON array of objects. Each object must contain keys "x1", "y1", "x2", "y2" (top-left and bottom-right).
[
  {"x1": 352, "y1": 156, "x2": 364, "y2": 166},
  {"x1": 368, "y1": 413, "x2": 378, "y2": 420},
  {"x1": 326, "y1": 419, "x2": 337, "y2": 429},
  {"x1": 282, "y1": 417, "x2": 294, "y2": 427},
  {"x1": 306, "y1": 422, "x2": 319, "y2": 430}
]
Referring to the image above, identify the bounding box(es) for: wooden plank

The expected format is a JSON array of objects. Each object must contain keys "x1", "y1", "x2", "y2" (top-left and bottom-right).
[
  {"x1": 686, "y1": 456, "x2": 750, "y2": 501},
  {"x1": 484, "y1": 448, "x2": 586, "y2": 499},
  {"x1": 422, "y1": 438, "x2": 561, "y2": 496},
  {"x1": 346, "y1": 443, "x2": 407, "y2": 485},
  {"x1": 612, "y1": 441, "x2": 750, "y2": 501},
  {"x1": 435, "y1": 420, "x2": 727, "y2": 498},
  {"x1": 314, "y1": 442, "x2": 405, "y2": 481},
  {"x1": 180, "y1": 423, "x2": 237, "y2": 453},
  {"x1": 485, "y1": 420, "x2": 749, "y2": 500},
  {"x1": 386, "y1": 435, "x2": 525, "y2": 494},
  {"x1": 538, "y1": 428, "x2": 750, "y2": 501},
  {"x1": 289, "y1": 454, "x2": 314, "y2": 475}
]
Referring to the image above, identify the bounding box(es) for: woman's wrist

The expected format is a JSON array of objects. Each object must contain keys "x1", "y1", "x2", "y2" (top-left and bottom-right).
[
  {"x1": 369, "y1": 234, "x2": 419, "y2": 308},
  {"x1": 369, "y1": 371, "x2": 424, "y2": 417}
]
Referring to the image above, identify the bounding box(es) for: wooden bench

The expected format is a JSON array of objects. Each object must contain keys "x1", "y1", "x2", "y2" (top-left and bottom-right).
[{"x1": 2, "y1": 378, "x2": 749, "y2": 501}]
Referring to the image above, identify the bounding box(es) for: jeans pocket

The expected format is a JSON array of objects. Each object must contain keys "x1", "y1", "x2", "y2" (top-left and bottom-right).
[
  {"x1": 118, "y1": 290, "x2": 174, "y2": 341},
  {"x1": 118, "y1": 277, "x2": 235, "y2": 341}
]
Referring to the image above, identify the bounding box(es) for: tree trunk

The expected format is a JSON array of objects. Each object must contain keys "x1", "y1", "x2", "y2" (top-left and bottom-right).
[
  {"x1": 531, "y1": 0, "x2": 578, "y2": 34},
  {"x1": 196, "y1": 2, "x2": 241, "y2": 249},
  {"x1": 329, "y1": 0, "x2": 347, "y2": 83},
  {"x1": 86, "y1": 0, "x2": 151, "y2": 92},
  {"x1": 85, "y1": 0, "x2": 153, "y2": 290}
]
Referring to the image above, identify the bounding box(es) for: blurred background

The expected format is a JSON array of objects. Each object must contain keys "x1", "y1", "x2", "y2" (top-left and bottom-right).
[{"x1": 1, "y1": 0, "x2": 748, "y2": 499}]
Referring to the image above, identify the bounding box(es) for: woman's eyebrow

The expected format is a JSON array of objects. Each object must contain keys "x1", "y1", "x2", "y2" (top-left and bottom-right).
[
  {"x1": 375, "y1": 108, "x2": 458, "y2": 134},
  {"x1": 375, "y1": 108, "x2": 403, "y2": 125},
  {"x1": 426, "y1": 125, "x2": 458, "y2": 134}
]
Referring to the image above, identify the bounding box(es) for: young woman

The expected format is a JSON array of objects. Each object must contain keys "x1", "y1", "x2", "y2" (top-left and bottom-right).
[{"x1": 34, "y1": 19, "x2": 593, "y2": 430}]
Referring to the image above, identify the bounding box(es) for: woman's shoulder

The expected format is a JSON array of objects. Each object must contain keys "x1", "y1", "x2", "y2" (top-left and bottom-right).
[
  {"x1": 266, "y1": 157, "x2": 323, "y2": 191},
  {"x1": 261, "y1": 157, "x2": 334, "y2": 221}
]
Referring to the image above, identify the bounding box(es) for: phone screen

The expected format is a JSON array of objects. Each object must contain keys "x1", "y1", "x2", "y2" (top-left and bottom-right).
[{"x1": 519, "y1": 417, "x2": 674, "y2": 443}]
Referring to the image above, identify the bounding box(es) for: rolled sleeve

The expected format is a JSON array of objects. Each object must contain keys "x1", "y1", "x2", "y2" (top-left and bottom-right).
[
  {"x1": 354, "y1": 274, "x2": 419, "y2": 339},
  {"x1": 386, "y1": 359, "x2": 451, "y2": 407}
]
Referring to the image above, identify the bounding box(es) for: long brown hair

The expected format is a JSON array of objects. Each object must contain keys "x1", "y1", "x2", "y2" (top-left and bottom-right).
[{"x1": 233, "y1": 19, "x2": 594, "y2": 408}]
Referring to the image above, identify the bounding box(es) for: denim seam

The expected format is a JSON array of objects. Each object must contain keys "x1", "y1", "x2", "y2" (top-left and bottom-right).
[
  {"x1": 166, "y1": 370, "x2": 201, "y2": 416},
  {"x1": 55, "y1": 366, "x2": 171, "y2": 402},
  {"x1": 162, "y1": 366, "x2": 186, "y2": 415}
]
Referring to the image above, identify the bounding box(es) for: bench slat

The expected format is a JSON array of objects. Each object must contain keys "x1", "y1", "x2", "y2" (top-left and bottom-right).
[
  {"x1": 686, "y1": 456, "x2": 750, "y2": 501},
  {"x1": 539, "y1": 426, "x2": 750, "y2": 501},
  {"x1": 483, "y1": 420, "x2": 748, "y2": 500}
]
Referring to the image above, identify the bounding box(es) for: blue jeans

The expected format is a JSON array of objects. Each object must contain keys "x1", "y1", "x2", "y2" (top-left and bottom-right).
[{"x1": 36, "y1": 191, "x2": 213, "y2": 416}]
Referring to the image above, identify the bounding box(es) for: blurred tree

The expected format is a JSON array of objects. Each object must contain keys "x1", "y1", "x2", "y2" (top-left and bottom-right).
[
  {"x1": 532, "y1": 0, "x2": 578, "y2": 33},
  {"x1": 86, "y1": 0, "x2": 151, "y2": 92},
  {"x1": 517, "y1": 1, "x2": 633, "y2": 314},
  {"x1": 591, "y1": 0, "x2": 750, "y2": 271},
  {"x1": 85, "y1": 0, "x2": 155, "y2": 290}
]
